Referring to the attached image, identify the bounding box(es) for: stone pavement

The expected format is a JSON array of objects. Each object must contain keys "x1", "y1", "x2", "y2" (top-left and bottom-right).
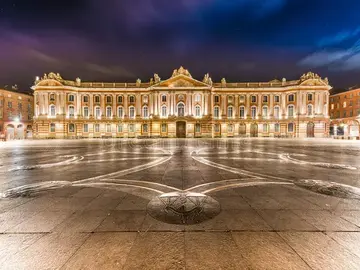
[{"x1": 0, "y1": 138, "x2": 359, "y2": 269}]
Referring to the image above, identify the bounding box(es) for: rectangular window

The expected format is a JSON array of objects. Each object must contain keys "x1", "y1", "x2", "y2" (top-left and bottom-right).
[
  {"x1": 69, "y1": 106, "x2": 75, "y2": 117},
  {"x1": 214, "y1": 124, "x2": 220, "y2": 132},
  {"x1": 161, "y1": 95, "x2": 167, "y2": 102},
  {"x1": 95, "y1": 107, "x2": 101, "y2": 118},
  {"x1": 195, "y1": 123, "x2": 201, "y2": 133},
  {"x1": 262, "y1": 96, "x2": 268, "y2": 103},
  {"x1": 83, "y1": 124, "x2": 88, "y2": 133},
  {"x1": 288, "y1": 123, "x2": 294, "y2": 133},
  {"x1": 95, "y1": 124, "x2": 100, "y2": 133},
  {"x1": 161, "y1": 123, "x2": 167, "y2": 133},
  {"x1": 94, "y1": 96, "x2": 100, "y2": 103},
  {"x1": 307, "y1": 94, "x2": 313, "y2": 101},
  {"x1": 106, "y1": 124, "x2": 111, "y2": 132},
  {"x1": 83, "y1": 96, "x2": 89, "y2": 102},
  {"x1": 143, "y1": 124, "x2": 148, "y2": 133},
  {"x1": 288, "y1": 94, "x2": 295, "y2": 102},
  {"x1": 214, "y1": 107, "x2": 219, "y2": 118},
  {"x1": 117, "y1": 124, "x2": 123, "y2": 133},
  {"x1": 50, "y1": 123, "x2": 55, "y2": 133},
  {"x1": 214, "y1": 96, "x2": 220, "y2": 103},
  {"x1": 263, "y1": 124, "x2": 268, "y2": 133},
  {"x1": 251, "y1": 107, "x2": 257, "y2": 119},
  {"x1": 274, "y1": 123, "x2": 280, "y2": 133},
  {"x1": 129, "y1": 124, "x2": 135, "y2": 133},
  {"x1": 117, "y1": 96, "x2": 123, "y2": 103},
  {"x1": 251, "y1": 95, "x2": 257, "y2": 103},
  {"x1": 274, "y1": 107, "x2": 280, "y2": 119},
  {"x1": 239, "y1": 95, "x2": 245, "y2": 103},
  {"x1": 227, "y1": 124, "x2": 233, "y2": 133},
  {"x1": 83, "y1": 107, "x2": 89, "y2": 117},
  {"x1": 274, "y1": 95, "x2": 280, "y2": 103},
  {"x1": 239, "y1": 107, "x2": 245, "y2": 119},
  {"x1": 69, "y1": 95, "x2": 75, "y2": 102}
]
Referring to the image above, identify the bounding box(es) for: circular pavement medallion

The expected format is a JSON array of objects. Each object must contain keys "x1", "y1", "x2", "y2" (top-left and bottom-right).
[{"x1": 147, "y1": 192, "x2": 221, "y2": 225}]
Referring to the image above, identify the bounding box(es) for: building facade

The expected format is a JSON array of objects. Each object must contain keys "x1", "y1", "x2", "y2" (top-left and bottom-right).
[
  {"x1": 32, "y1": 67, "x2": 331, "y2": 139},
  {"x1": 0, "y1": 88, "x2": 34, "y2": 140},
  {"x1": 329, "y1": 87, "x2": 360, "y2": 139}
]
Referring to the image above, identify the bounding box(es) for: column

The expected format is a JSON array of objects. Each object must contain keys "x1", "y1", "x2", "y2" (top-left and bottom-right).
[
  {"x1": 221, "y1": 95, "x2": 226, "y2": 117},
  {"x1": 77, "y1": 93, "x2": 81, "y2": 116},
  {"x1": 234, "y1": 94, "x2": 239, "y2": 118},
  {"x1": 44, "y1": 92, "x2": 49, "y2": 115},
  {"x1": 269, "y1": 94, "x2": 274, "y2": 117},
  {"x1": 149, "y1": 93, "x2": 153, "y2": 115},
  {"x1": 281, "y1": 93, "x2": 286, "y2": 116},
  {"x1": 124, "y1": 94, "x2": 128, "y2": 117},
  {"x1": 154, "y1": 92, "x2": 158, "y2": 115},
  {"x1": 246, "y1": 94, "x2": 251, "y2": 118},
  {"x1": 136, "y1": 94, "x2": 141, "y2": 117},
  {"x1": 204, "y1": 93, "x2": 208, "y2": 116},
  {"x1": 61, "y1": 92, "x2": 66, "y2": 115},
  {"x1": 89, "y1": 93, "x2": 93, "y2": 117},
  {"x1": 100, "y1": 94, "x2": 105, "y2": 117},
  {"x1": 112, "y1": 94, "x2": 116, "y2": 117},
  {"x1": 258, "y1": 94, "x2": 262, "y2": 118},
  {"x1": 56, "y1": 93, "x2": 61, "y2": 115},
  {"x1": 210, "y1": 93, "x2": 214, "y2": 117}
]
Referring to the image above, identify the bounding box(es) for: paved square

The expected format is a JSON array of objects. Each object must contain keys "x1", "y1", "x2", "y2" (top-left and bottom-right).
[{"x1": 0, "y1": 138, "x2": 360, "y2": 269}]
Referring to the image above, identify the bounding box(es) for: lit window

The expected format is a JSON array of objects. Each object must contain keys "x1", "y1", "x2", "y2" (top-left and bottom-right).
[
  {"x1": 69, "y1": 123, "x2": 75, "y2": 132},
  {"x1": 95, "y1": 124, "x2": 100, "y2": 132},
  {"x1": 195, "y1": 105, "x2": 201, "y2": 117},
  {"x1": 228, "y1": 96, "x2": 233, "y2": 103},
  {"x1": 275, "y1": 123, "x2": 280, "y2": 133},
  {"x1": 195, "y1": 94, "x2": 201, "y2": 102},
  {"x1": 143, "y1": 124, "x2": 148, "y2": 133},
  {"x1": 50, "y1": 123, "x2": 55, "y2": 133},
  {"x1": 143, "y1": 106, "x2": 148, "y2": 118},
  {"x1": 177, "y1": 103, "x2": 184, "y2": 117},
  {"x1": 83, "y1": 124, "x2": 88, "y2": 133},
  {"x1": 143, "y1": 95, "x2": 148, "y2": 103},
  {"x1": 263, "y1": 123, "x2": 268, "y2": 133},
  {"x1": 117, "y1": 124, "x2": 123, "y2": 133},
  {"x1": 106, "y1": 124, "x2": 111, "y2": 133},
  {"x1": 274, "y1": 106, "x2": 280, "y2": 119},
  {"x1": 307, "y1": 104, "x2": 313, "y2": 116},
  {"x1": 118, "y1": 107, "x2": 123, "y2": 118},
  {"x1": 214, "y1": 107, "x2": 220, "y2": 118},
  {"x1": 83, "y1": 107, "x2": 89, "y2": 117},
  {"x1": 331, "y1": 104, "x2": 334, "y2": 110},
  {"x1": 161, "y1": 106, "x2": 167, "y2": 117},
  {"x1": 69, "y1": 106, "x2": 75, "y2": 117},
  {"x1": 239, "y1": 106, "x2": 245, "y2": 119},
  {"x1": 227, "y1": 106, "x2": 233, "y2": 118},
  {"x1": 106, "y1": 107, "x2": 112, "y2": 118},
  {"x1": 251, "y1": 107, "x2": 257, "y2": 119},
  {"x1": 95, "y1": 107, "x2": 101, "y2": 119},
  {"x1": 288, "y1": 105, "x2": 294, "y2": 117},
  {"x1": 129, "y1": 124, "x2": 135, "y2": 132},
  {"x1": 239, "y1": 95, "x2": 245, "y2": 103},
  {"x1": 262, "y1": 106, "x2": 268, "y2": 118},
  {"x1": 129, "y1": 107, "x2": 135, "y2": 119},
  {"x1": 50, "y1": 105, "x2": 56, "y2": 117}
]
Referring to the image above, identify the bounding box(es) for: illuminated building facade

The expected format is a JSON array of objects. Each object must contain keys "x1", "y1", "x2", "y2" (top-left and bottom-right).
[
  {"x1": 329, "y1": 87, "x2": 360, "y2": 138},
  {"x1": 0, "y1": 88, "x2": 34, "y2": 140},
  {"x1": 32, "y1": 67, "x2": 331, "y2": 139}
]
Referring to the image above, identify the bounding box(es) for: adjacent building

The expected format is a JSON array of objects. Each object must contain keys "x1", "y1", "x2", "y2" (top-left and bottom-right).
[
  {"x1": 0, "y1": 88, "x2": 34, "y2": 140},
  {"x1": 329, "y1": 87, "x2": 360, "y2": 138},
  {"x1": 32, "y1": 67, "x2": 331, "y2": 139}
]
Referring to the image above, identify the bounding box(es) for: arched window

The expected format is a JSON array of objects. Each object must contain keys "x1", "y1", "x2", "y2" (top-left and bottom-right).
[
  {"x1": 274, "y1": 106, "x2": 280, "y2": 119},
  {"x1": 177, "y1": 103, "x2": 184, "y2": 117},
  {"x1": 143, "y1": 106, "x2": 148, "y2": 118},
  {"x1": 251, "y1": 95, "x2": 257, "y2": 103},
  {"x1": 106, "y1": 96, "x2": 112, "y2": 103},
  {"x1": 307, "y1": 104, "x2": 313, "y2": 116},
  {"x1": 83, "y1": 107, "x2": 89, "y2": 117},
  {"x1": 94, "y1": 95, "x2": 100, "y2": 103},
  {"x1": 161, "y1": 105, "x2": 167, "y2": 117},
  {"x1": 69, "y1": 105, "x2": 75, "y2": 117},
  {"x1": 214, "y1": 106, "x2": 220, "y2": 118},
  {"x1": 129, "y1": 106, "x2": 135, "y2": 119},
  {"x1": 195, "y1": 105, "x2": 201, "y2": 117},
  {"x1": 129, "y1": 95, "x2": 135, "y2": 103},
  {"x1": 227, "y1": 106, "x2": 233, "y2": 118},
  {"x1": 288, "y1": 105, "x2": 294, "y2": 118},
  {"x1": 274, "y1": 123, "x2": 280, "y2": 133},
  {"x1": 161, "y1": 95, "x2": 167, "y2": 102},
  {"x1": 117, "y1": 95, "x2": 123, "y2": 103},
  {"x1": 195, "y1": 94, "x2": 201, "y2": 102},
  {"x1": 95, "y1": 106, "x2": 101, "y2": 119},
  {"x1": 49, "y1": 105, "x2": 56, "y2": 117},
  {"x1": 50, "y1": 123, "x2": 55, "y2": 133},
  {"x1": 262, "y1": 106, "x2": 268, "y2": 118},
  {"x1": 106, "y1": 107, "x2": 112, "y2": 118},
  {"x1": 68, "y1": 94, "x2": 74, "y2": 102},
  {"x1": 117, "y1": 106, "x2": 124, "y2": 118},
  {"x1": 68, "y1": 123, "x2": 75, "y2": 133},
  {"x1": 239, "y1": 95, "x2": 245, "y2": 103},
  {"x1": 83, "y1": 95, "x2": 89, "y2": 103},
  {"x1": 251, "y1": 106, "x2": 257, "y2": 119},
  {"x1": 239, "y1": 106, "x2": 245, "y2": 119}
]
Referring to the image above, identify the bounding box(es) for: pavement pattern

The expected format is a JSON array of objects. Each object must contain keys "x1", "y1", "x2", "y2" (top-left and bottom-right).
[{"x1": 0, "y1": 138, "x2": 360, "y2": 269}]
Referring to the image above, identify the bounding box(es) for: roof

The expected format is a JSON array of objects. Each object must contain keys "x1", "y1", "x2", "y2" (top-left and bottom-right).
[{"x1": 0, "y1": 88, "x2": 33, "y2": 97}]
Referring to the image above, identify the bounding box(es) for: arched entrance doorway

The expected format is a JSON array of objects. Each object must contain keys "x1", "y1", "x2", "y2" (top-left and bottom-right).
[
  {"x1": 16, "y1": 124, "x2": 24, "y2": 139},
  {"x1": 307, "y1": 122, "x2": 315, "y2": 138},
  {"x1": 250, "y1": 123, "x2": 258, "y2": 137},
  {"x1": 239, "y1": 123, "x2": 246, "y2": 137},
  {"x1": 176, "y1": 121, "x2": 186, "y2": 138},
  {"x1": 6, "y1": 124, "x2": 15, "y2": 140}
]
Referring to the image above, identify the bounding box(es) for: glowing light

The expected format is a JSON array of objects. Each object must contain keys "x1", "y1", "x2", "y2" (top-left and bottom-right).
[{"x1": 14, "y1": 117, "x2": 20, "y2": 122}]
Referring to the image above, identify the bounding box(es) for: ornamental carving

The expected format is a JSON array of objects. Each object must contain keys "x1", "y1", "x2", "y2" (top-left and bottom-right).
[
  {"x1": 203, "y1": 73, "x2": 213, "y2": 86},
  {"x1": 172, "y1": 66, "x2": 192, "y2": 78},
  {"x1": 154, "y1": 74, "x2": 161, "y2": 83},
  {"x1": 300, "y1": 72, "x2": 320, "y2": 82}
]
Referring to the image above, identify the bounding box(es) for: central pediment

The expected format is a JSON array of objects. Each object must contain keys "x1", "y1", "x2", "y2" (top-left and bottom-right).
[{"x1": 155, "y1": 74, "x2": 210, "y2": 88}]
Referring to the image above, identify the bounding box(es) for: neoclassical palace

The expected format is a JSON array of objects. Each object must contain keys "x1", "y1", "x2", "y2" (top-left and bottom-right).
[{"x1": 32, "y1": 67, "x2": 331, "y2": 138}]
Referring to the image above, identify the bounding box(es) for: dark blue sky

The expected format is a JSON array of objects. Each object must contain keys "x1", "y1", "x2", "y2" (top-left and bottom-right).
[{"x1": 1, "y1": 0, "x2": 359, "y2": 89}]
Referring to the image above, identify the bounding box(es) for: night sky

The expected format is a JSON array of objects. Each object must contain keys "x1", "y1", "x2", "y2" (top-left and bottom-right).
[{"x1": 1, "y1": 0, "x2": 360, "y2": 90}]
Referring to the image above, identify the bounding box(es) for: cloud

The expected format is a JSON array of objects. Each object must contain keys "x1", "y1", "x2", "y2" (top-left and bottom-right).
[
  {"x1": 85, "y1": 63, "x2": 135, "y2": 78},
  {"x1": 298, "y1": 50, "x2": 352, "y2": 68},
  {"x1": 318, "y1": 26, "x2": 360, "y2": 47}
]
